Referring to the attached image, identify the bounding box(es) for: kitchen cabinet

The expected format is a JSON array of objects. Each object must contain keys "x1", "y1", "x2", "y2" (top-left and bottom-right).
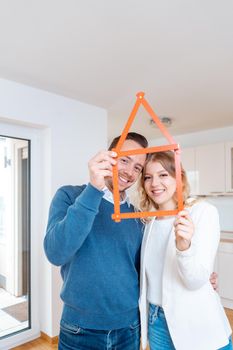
[
  {"x1": 182, "y1": 142, "x2": 233, "y2": 195},
  {"x1": 181, "y1": 148, "x2": 198, "y2": 195},
  {"x1": 225, "y1": 142, "x2": 233, "y2": 192},
  {"x1": 195, "y1": 143, "x2": 225, "y2": 195},
  {"x1": 214, "y1": 235, "x2": 233, "y2": 309}
]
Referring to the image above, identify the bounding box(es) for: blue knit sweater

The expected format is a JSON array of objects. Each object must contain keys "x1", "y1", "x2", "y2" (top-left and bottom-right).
[{"x1": 44, "y1": 183, "x2": 144, "y2": 330}]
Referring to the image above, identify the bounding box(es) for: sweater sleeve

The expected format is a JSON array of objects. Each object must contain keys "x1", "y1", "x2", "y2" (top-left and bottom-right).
[
  {"x1": 44, "y1": 183, "x2": 104, "y2": 266},
  {"x1": 175, "y1": 202, "x2": 220, "y2": 290}
]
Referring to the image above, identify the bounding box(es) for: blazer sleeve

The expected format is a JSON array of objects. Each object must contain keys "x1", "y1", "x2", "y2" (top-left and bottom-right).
[{"x1": 175, "y1": 201, "x2": 220, "y2": 290}]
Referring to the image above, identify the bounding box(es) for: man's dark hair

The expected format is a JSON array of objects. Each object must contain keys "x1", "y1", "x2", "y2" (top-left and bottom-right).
[{"x1": 108, "y1": 132, "x2": 148, "y2": 150}]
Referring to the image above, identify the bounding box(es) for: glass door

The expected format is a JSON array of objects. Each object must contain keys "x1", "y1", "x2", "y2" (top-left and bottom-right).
[{"x1": 0, "y1": 135, "x2": 30, "y2": 339}]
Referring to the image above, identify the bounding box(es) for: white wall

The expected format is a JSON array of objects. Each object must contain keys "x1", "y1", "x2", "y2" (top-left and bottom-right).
[
  {"x1": 0, "y1": 78, "x2": 107, "y2": 343},
  {"x1": 149, "y1": 125, "x2": 233, "y2": 148}
]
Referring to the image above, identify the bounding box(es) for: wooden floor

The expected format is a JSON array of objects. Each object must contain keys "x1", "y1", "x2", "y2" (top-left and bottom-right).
[
  {"x1": 12, "y1": 338, "x2": 58, "y2": 350},
  {"x1": 12, "y1": 309, "x2": 233, "y2": 350}
]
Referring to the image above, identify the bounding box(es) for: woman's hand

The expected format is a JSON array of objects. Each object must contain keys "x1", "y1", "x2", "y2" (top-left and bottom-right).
[
  {"x1": 174, "y1": 210, "x2": 194, "y2": 251},
  {"x1": 210, "y1": 272, "x2": 218, "y2": 291}
]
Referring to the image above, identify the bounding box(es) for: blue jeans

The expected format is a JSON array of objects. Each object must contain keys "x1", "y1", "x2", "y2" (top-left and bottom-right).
[
  {"x1": 148, "y1": 304, "x2": 232, "y2": 350},
  {"x1": 148, "y1": 304, "x2": 175, "y2": 350},
  {"x1": 220, "y1": 337, "x2": 233, "y2": 350},
  {"x1": 58, "y1": 318, "x2": 140, "y2": 350}
]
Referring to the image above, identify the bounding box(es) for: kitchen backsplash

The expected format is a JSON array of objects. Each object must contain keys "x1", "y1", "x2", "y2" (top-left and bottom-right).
[{"x1": 206, "y1": 196, "x2": 233, "y2": 231}]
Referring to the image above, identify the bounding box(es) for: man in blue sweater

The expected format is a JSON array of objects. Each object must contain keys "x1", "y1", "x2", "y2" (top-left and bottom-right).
[{"x1": 44, "y1": 132, "x2": 148, "y2": 350}]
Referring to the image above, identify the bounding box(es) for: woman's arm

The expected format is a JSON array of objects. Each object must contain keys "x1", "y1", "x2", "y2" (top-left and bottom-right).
[{"x1": 175, "y1": 202, "x2": 220, "y2": 290}]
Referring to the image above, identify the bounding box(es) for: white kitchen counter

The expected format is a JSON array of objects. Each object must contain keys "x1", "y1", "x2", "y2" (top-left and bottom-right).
[
  {"x1": 216, "y1": 231, "x2": 233, "y2": 309},
  {"x1": 221, "y1": 231, "x2": 233, "y2": 243}
]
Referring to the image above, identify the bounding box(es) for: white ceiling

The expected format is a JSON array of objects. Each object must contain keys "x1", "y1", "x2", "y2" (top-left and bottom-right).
[{"x1": 0, "y1": 0, "x2": 233, "y2": 141}]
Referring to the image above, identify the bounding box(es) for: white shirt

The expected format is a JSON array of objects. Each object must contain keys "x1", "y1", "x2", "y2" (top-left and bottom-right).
[
  {"x1": 145, "y1": 217, "x2": 174, "y2": 306},
  {"x1": 102, "y1": 186, "x2": 130, "y2": 207}
]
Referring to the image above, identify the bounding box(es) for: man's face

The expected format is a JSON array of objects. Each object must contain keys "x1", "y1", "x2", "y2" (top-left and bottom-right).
[{"x1": 107, "y1": 139, "x2": 147, "y2": 193}]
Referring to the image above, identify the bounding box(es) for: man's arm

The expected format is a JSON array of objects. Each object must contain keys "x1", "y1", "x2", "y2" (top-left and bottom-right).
[
  {"x1": 44, "y1": 184, "x2": 103, "y2": 266},
  {"x1": 44, "y1": 150, "x2": 117, "y2": 266}
]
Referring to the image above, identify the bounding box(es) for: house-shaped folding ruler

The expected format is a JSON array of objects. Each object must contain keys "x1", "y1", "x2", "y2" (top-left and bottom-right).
[{"x1": 112, "y1": 91, "x2": 183, "y2": 222}]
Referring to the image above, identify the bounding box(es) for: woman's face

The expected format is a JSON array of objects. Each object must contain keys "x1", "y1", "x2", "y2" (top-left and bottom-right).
[{"x1": 144, "y1": 160, "x2": 177, "y2": 211}]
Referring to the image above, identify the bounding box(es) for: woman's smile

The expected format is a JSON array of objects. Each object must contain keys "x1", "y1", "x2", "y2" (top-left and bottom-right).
[{"x1": 144, "y1": 161, "x2": 177, "y2": 211}]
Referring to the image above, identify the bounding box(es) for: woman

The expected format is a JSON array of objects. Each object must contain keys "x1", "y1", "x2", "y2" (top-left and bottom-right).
[{"x1": 139, "y1": 151, "x2": 232, "y2": 350}]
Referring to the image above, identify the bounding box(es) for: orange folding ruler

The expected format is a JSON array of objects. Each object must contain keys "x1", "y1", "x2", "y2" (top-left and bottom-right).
[{"x1": 112, "y1": 91, "x2": 183, "y2": 222}]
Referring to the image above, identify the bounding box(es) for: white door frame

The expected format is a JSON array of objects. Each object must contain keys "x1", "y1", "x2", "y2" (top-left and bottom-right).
[
  {"x1": 14, "y1": 139, "x2": 28, "y2": 297},
  {"x1": 0, "y1": 122, "x2": 41, "y2": 349}
]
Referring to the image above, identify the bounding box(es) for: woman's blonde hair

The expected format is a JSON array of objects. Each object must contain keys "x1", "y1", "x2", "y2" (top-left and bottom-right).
[{"x1": 139, "y1": 151, "x2": 190, "y2": 213}]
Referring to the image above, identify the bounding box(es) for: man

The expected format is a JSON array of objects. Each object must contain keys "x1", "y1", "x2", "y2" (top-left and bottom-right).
[
  {"x1": 44, "y1": 132, "x2": 148, "y2": 350},
  {"x1": 44, "y1": 132, "x2": 217, "y2": 350}
]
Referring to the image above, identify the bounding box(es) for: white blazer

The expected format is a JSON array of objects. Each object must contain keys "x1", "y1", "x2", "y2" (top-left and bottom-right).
[{"x1": 139, "y1": 201, "x2": 232, "y2": 350}]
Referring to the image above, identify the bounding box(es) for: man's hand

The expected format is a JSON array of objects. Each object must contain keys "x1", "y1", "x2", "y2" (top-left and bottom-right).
[
  {"x1": 88, "y1": 150, "x2": 117, "y2": 191},
  {"x1": 174, "y1": 210, "x2": 194, "y2": 251},
  {"x1": 210, "y1": 272, "x2": 218, "y2": 291}
]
